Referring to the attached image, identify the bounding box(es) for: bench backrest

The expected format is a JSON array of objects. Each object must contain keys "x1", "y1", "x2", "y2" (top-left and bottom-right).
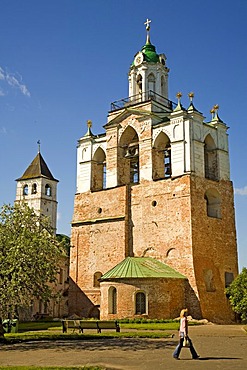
[
  {"x1": 80, "y1": 321, "x2": 98, "y2": 329},
  {"x1": 97, "y1": 320, "x2": 117, "y2": 329}
]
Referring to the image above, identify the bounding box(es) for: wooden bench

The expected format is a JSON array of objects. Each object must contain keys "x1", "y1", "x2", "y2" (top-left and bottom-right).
[
  {"x1": 62, "y1": 320, "x2": 120, "y2": 333},
  {"x1": 96, "y1": 320, "x2": 120, "y2": 333}
]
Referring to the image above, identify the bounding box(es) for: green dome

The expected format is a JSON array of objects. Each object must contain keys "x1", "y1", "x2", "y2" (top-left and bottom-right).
[{"x1": 141, "y1": 42, "x2": 159, "y2": 63}]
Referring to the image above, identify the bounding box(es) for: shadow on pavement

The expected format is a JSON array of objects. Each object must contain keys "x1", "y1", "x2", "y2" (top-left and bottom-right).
[
  {"x1": 196, "y1": 357, "x2": 242, "y2": 361},
  {"x1": 0, "y1": 338, "x2": 177, "y2": 353}
]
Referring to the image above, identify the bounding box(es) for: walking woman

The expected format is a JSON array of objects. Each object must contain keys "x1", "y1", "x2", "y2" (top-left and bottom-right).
[{"x1": 173, "y1": 308, "x2": 199, "y2": 360}]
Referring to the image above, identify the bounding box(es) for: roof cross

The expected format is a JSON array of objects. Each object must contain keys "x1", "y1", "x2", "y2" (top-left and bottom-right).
[{"x1": 144, "y1": 18, "x2": 151, "y2": 30}]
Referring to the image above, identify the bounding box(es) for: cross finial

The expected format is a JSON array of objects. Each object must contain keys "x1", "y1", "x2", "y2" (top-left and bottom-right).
[
  {"x1": 37, "y1": 140, "x2": 41, "y2": 153},
  {"x1": 144, "y1": 18, "x2": 152, "y2": 44},
  {"x1": 87, "y1": 120, "x2": 92, "y2": 128},
  {"x1": 144, "y1": 18, "x2": 151, "y2": 31}
]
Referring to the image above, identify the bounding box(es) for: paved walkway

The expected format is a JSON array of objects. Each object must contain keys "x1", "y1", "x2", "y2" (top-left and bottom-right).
[{"x1": 0, "y1": 325, "x2": 247, "y2": 369}]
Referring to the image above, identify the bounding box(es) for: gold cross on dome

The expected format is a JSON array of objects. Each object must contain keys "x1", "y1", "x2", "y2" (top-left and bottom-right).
[
  {"x1": 87, "y1": 120, "x2": 92, "y2": 128},
  {"x1": 144, "y1": 18, "x2": 151, "y2": 30}
]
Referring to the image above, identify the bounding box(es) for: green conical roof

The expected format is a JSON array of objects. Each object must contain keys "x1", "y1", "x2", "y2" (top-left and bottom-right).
[{"x1": 101, "y1": 257, "x2": 186, "y2": 280}]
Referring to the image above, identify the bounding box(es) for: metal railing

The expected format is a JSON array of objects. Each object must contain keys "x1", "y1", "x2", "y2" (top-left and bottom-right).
[{"x1": 110, "y1": 90, "x2": 177, "y2": 112}]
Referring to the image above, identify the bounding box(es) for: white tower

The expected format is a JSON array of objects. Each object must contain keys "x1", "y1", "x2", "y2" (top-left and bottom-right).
[
  {"x1": 129, "y1": 19, "x2": 169, "y2": 104},
  {"x1": 15, "y1": 147, "x2": 58, "y2": 232}
]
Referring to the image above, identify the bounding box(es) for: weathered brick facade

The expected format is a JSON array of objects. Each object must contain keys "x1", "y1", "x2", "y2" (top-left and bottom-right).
[{"x1": 69, "y1": 24, "x2": 238, "y2": 323}]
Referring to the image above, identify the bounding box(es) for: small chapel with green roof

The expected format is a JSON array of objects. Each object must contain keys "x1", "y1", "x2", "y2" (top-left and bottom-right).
[{"x1": 69, "y1": 20, "x2": 238, "y2": 323}]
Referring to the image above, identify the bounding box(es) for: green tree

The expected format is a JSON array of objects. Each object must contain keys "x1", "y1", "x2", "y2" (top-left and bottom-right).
[
  {"x1": 226, "y1": 267, "x2": 247, "y2": 322},
  {"x1": 0, "y1": 203, "x2": 64, "y2": 318}
]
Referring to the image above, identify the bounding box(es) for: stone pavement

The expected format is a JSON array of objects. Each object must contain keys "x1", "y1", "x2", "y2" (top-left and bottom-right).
[{"x1": 0, "y1": 324, "x2": 247, "y2": 369}]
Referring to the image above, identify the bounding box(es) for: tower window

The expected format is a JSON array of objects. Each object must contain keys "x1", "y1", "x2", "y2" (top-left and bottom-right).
[
  {"x1": 225, "y1": 272, "x2": 234, "y2": 288},
  {"x1": 23, "y1": 184, "x2": 28, "y2": 195},
  {"x1": 136, "y1": 74, "x2": 142, "y2": 96},
  {"x1": 91, "y1": 147, "x2": 106, "y2": 191},
  {"x1": 204, "y1": 189, "x2": 221, "y2": 218},
  {"x1": 119, "y1": 127, "x2": 139, "y2": 186},
  {"x1": 31, "y1": 183, "x2": 37, "y2": 194},
  {"x1": 45, "y1": 184, "x2": 51, "y2": 196},
  {"x1": 108, "y1": 286, "x2": 117, "y2": 314},
  {"x1": 204, "y1": 134, "x2": 218, "y2": 181},
  {"x1": 161, "y1": 75, "x2": 165, "y2": 97},
  {"x1": 93, "y1": 271, "x2": 102, "y2": 288},
  {"x1": 135, "y1": 292, "x2": 146, "y2": 314},
  {"x1": 153, "y1": 132, "x2": 171, "y2": 180},
  {"x1": 148, "y1": 73, "x2": 155, "y2": 93}
]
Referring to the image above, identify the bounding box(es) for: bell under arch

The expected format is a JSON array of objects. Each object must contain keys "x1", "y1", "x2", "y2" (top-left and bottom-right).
[
  {"x1": 118, "y1": 126, "x2": 139, "y2": 185},
  {"x1": 152, "y1": 131, "x2": 171, "y2": 180}
]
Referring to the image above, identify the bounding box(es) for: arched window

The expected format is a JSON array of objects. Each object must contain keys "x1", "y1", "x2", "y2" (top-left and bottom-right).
[
  {"x1": 93, "y1": 272, "x2": 102, "y2": 288},
  {"x1": 119, "y1": 127, "x2": 139, "y2": 185},
  {"x1": 152, "y1": 132, "x2": 171, "y2": 180},
  {"x1": 23, "y1": 184, "x2": 28, "y2": 195},
  {"x1": 204, "y1": 188, "x2": 221, "y2": 218},
  {"x1": 204, "y1": 134, "x2": 218, "y2": 180},
  {"x1": 45, "y1": 184, "x2": 51, "y2": 196},
  {"x1": 161, "y1": 76, "x2": 165, "y2": 97},
  {"x1": 31, "y1": 183, "x2": 37, "y2": 194},
  {"x1": 135, "y1": 292, "x2": 146, "y2": 314},
  {"x1": 91, "y1": 147, "x2": 106, "y2": 191},
  {"x1": 108, "y1": 286, "x2": 117, "y2": 314},
  {"x1": 136, "y1": 74, "x2": 142, "y2": 97},
  {"x1": 148, "y1": 73, "x2": 155, "y2": 93}
]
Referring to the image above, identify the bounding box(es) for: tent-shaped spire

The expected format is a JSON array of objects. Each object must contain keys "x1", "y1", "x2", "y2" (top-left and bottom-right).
[{"x1": 16, "y1": 152, "x2": 58, "y2": 182}]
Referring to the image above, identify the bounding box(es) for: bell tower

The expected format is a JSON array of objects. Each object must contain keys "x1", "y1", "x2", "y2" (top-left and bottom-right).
[
  {"x1": 15, "y1": 144, "x2": 58, "y2": 233},
  {"x1": 129, "y1": 19, "x2": 169, "y2": 102},
  {"x1": 70, "y1": 20, "x2": 238, "y2": 323}
]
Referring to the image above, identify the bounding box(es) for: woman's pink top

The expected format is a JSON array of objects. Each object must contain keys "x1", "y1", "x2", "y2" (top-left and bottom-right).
[{"x1": 179, "y1": 317, "x2": 188, "y2": 335}]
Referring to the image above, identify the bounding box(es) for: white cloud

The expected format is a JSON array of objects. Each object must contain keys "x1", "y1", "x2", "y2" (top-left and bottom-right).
[
  {"x1": 0, "y1": 88, "x2": 5, "y2": 96},
  {"x1": 0, "y1": 67, "x2": 4, "y2": 80},
  {"x1": 0, "y1": 66, "x2": 31, "y2": 97},
  {"x1": 234, "y1": 186, "x2": 247, "y2": 196}
]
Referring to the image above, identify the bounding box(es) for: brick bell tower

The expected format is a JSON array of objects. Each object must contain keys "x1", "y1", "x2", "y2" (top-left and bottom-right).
[{"x1": 70, "y1": 20, "x2": 238, "y2": 323}]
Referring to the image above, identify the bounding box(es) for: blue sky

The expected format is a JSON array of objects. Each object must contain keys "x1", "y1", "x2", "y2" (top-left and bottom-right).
[{"x1": 0, "y1": 0, "x2": 246, "y2": 269}]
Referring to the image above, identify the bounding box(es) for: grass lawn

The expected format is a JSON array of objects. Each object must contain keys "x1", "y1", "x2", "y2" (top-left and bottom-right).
[{"x1": 2, "y1": 319, "x2": 201, "y2": 343}]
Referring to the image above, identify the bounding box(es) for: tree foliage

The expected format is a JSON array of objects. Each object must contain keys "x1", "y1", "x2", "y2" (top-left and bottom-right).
[
  {"x1": 225, "y1": 267, "x2": 247, "y2": 322},
  {"x1": 0, "y1": 203, "x2": 64, "y2": 317}
]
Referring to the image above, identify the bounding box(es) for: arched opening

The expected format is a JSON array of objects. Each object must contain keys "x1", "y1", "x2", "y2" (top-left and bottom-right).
[
  {"x1": 161, "y1": 75, "x2": 166, "y2": 97},
  {"x1": 135, "y1": 291, "x2": 146, "y2": 315},
  {"x1": 93, "y1": 271, "x2": 102, "y2": 288},
  {"x1": 119, "y1": 126, "x2": 139, "y2": 185},
  {"x1": 91, "y1": 147, "x2": 106, "y2": 191},
  {"x1": 108, "y1": 286, "x2": 117, "y2": 314},
  {"x1": 136, "y1": 74, "x2": 142, "y2": 97},
  {"x1": 31, "y1": 183, "x2": 37, "y2": 194},
  {"x1": 152, "y1": 132, "x2": 171, "y2": 180},
  {"x1": 23, "y1": 184, "x2": 28, "y2": 195},
  {"x1": 204, "y1": 134, "x2": 218, "y2": 180},
  {"x1": 45, "y1": 184, "x2": 51, "y2": 196},
  {"x1": 148, "y1": 73, "x2": 155, "y2": 93},
  {"x1": 204, "y1": 188, "x2": 221, "y2": 218}
]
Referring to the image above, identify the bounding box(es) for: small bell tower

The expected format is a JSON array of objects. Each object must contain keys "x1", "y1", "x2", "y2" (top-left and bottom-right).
[
  {"x1": 15, "y1": 142, "x2": 59, "y2": 233},
  {"x1": 129, "y1": 19, "x2": 169, "y2": 101}
]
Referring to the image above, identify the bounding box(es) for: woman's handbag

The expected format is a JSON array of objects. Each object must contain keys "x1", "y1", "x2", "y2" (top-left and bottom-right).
[{"x1": 183, "y1": 337, "x2": 190, "y2": 347}]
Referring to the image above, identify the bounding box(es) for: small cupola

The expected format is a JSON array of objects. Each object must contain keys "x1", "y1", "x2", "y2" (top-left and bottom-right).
[{"x1": 129, "y1": 19, "x2": 169, "y2": 101}]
